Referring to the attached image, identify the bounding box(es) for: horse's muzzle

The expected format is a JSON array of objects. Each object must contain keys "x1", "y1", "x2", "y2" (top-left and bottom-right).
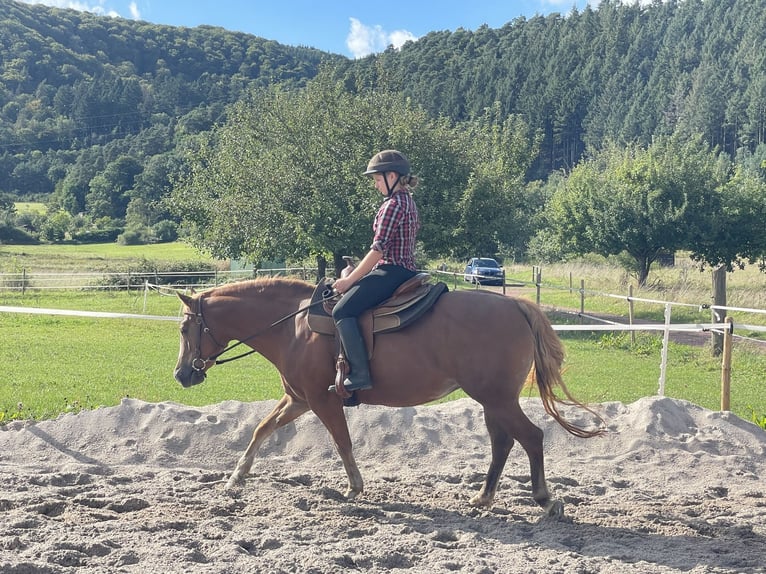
[{"x1": 174, "y1": 367, "x2": 207, "y2": 388}]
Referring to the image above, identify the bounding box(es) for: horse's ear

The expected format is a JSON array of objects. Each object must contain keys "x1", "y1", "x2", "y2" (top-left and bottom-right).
[{"x1": 177, "y1": 291, "x2": 193, "y2": 307}]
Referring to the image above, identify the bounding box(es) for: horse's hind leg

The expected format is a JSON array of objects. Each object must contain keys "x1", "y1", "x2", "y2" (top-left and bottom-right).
[
  {"x1": 226, "y1": 393, "x2": 309, "y2": 489},
  {"x1": 472, "y1": 403, "x2": 562, "y2": 518},
  {"x1": 507, "y1": 404, "x2": 563, "y2": 518}
]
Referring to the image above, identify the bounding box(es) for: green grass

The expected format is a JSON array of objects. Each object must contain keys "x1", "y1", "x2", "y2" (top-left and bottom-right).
[
  {"x1": 1, "y1": 244, "x2": 765, "y2": 428},
  {"x1": 0, "y1": 241, "x2": 217, "y2": 274},
  {"x1": 14, "y1": 202, "x2": 47, "y2": 215},
  {"x1": 1, "y1": 311, "x2": 283, "y2": 423},
  {"x1": 2, "y1": 289, "x2": 764, "y2": 426}
]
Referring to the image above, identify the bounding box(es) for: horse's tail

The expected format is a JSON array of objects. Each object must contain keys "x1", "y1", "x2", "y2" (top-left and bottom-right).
[{"x1": 515, "y1": 298, "x2": 605, "y2": 439}]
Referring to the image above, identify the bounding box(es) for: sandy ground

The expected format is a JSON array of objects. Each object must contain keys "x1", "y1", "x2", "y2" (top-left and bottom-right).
[{"x1": 0, "y1": 396, "x2": 764, "y2": 574}]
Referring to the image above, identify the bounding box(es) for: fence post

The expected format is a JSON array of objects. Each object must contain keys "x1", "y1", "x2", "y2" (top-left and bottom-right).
[
  {"x1": 535, "y1": 269, "x2": 542, "y2": 305},
  {"x1": 657, "y1": 303, "x2": 672, "y2": 397},
  {"x1": 720, "y1": 317, "x2": 733, "y2": 411},
  {"x1": 579, "y1": 279, "x2": 585, "y2": 323},
  {"x1": 628, "y1": 284, "x2": 635, "y2": 345},
  {"x1": 711, "y1": 265, "x2": 727, "y2": 356},
  {"x1": 22, "y1": 268, "x2": 26, "y2": 295}
]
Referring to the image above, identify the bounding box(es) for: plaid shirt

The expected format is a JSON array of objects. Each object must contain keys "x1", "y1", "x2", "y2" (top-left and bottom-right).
[{"x1": 370, "y1": 188, "x2": 420, "y2": 271}]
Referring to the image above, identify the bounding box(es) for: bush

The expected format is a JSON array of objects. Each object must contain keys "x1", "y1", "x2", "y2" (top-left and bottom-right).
[
  {"x1": 71, "y1": 228, "x2": 122, "y2": 243},
  {"x1": 151, "y1": 220, "x2": 178, "y2": 243},
  {"x1": 117, "y1": 227, "x2": 150, "y2": 245},
  {"x1": 0, "y1": 224, "x2": 39, "y2": 244},
  {"x1": 527, "y1": 229, "x2": 566, "y2": 263},
  {"x1": 96, "y1": 258, "x2": 218, "y2": 288}
]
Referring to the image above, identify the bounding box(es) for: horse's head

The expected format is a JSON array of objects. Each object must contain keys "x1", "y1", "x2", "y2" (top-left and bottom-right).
[{"x1": 174, "y1": 291, "x2": 226, "y2": 388}]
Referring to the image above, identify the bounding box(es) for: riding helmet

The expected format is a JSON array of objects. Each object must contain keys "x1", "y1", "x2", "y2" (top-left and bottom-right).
[{"x1": 363, "y1": 150, "x2": 410, "y2": 176}]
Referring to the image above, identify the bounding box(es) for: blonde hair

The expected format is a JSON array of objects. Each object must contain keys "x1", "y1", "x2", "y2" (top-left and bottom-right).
[{"x1": 397, "y1": 174, "x2": 419, "y2": 189}]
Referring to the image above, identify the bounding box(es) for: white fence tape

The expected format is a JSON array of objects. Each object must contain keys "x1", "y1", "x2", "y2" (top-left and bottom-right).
[{"x1": 0, "y1": 305, "x2": 177, "y2": 322}]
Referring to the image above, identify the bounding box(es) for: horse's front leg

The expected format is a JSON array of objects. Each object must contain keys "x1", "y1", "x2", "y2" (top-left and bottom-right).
[
  {"x1": 311, "y1": 398, "x2": 363, "y2": 500},
  {"x1": 226, "y1": 393, "x2": 309, "y2": 490}
]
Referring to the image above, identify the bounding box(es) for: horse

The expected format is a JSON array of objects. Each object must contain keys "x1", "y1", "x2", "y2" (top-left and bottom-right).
[{"x1": 174, "y1": 277, "x2": 604, "y2": 517}]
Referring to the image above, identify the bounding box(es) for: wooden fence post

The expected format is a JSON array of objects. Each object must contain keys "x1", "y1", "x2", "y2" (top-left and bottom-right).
[
  {"x1": 720, "y1": 316, "x2": 733, "y2": 411},
  {"x1": 579, "y1": 279, "x2": 585, "y2": 323},
  {"x1": 535, "y1": 269, "x2": 542, "y2": 305},
  {"x1": 628, "y1": 284, "x2": 635, "y2": 345},
  {"x1": 711, "y1": 265, "x2": 727, "y2": 356}
]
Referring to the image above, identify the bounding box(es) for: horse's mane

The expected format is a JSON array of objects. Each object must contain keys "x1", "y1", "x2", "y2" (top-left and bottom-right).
[{"x1": 204, "y1": 276, "x2": 315, "y2": 299}]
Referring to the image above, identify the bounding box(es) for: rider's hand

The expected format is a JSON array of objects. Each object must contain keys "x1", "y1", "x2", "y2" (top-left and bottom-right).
[{"x1": 333, "y1": 277, "x2": 352, "y2": 294}]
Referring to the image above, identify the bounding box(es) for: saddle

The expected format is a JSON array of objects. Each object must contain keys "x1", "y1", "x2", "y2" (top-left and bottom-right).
[{"x1": 306, "y1": 273, "x2": 448, "y2": 356}]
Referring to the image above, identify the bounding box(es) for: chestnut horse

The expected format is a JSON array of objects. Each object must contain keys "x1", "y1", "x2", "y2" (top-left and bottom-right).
[{"x1": 174, "y1": 277, "x2": 603, "y2": 517}]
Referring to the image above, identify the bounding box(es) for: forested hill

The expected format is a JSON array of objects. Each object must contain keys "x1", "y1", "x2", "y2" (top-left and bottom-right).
[
  {"x1": 0, "y1": 0, "x2": 341, "y2": 199},
  {"x1": 349, "y1": 0, "x2": 766, "y2": 173},
  {"x1": 2, "y1": 0, "x2": 766, "y2": 238}
]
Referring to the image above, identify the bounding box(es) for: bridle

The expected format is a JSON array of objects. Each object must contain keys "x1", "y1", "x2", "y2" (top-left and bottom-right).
[
  {"x1": 183, "y1": 286, "x2": 337, "y2": 373},
  {"x1": 184, "y1": 296, "x2": 231, "y2": 373}
]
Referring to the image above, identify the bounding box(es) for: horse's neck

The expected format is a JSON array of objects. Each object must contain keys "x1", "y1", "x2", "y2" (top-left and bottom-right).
[{"x1": 213, "y1": 282, "x2": 307, "y2": 357}]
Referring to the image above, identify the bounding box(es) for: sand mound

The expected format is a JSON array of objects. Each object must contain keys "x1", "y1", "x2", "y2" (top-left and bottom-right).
[{"x1": 0, "y1": 396, "x2": 764, "y2": 573}]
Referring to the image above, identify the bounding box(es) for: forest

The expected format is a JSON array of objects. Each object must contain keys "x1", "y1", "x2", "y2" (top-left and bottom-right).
[{"x1": 1, "y1": 0, "x2": 766, "y2": 282}]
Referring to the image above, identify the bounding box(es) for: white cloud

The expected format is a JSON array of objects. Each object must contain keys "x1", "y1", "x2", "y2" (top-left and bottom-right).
[
  {"x1": 129, "y1": 1, "x2": 140, "y2": 19},
  {"x1": 17, "y1": 0, "x2": 122, "y2": 18},
  {"x1": 346, "y1": 17, "x2": 417, "y2": 59}
]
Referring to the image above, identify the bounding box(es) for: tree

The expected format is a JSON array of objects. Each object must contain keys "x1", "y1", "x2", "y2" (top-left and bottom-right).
[
  {"x1": 453, "y1": 104, "x2": 541, "y2": 258},
  {"x1": 547, "y1": 135, "x2": 728, "y2": 285},
  {"x1": 688, "y1": 161, "x2": 766, "y2": 271},
  {"x1": 0, "y1": 192, "x2": 16, "y2": 226},
  {"x1": 172, "y1": 72, "x2": 471, "y2": 275},
  {"x1": 84, "y1": 155, "x2": 142, "y2": 219}
]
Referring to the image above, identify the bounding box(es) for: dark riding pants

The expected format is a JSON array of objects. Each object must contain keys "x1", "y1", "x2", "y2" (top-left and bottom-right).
[{"x1": 332, "y1": 264, "x2": 416, "y2": 321}]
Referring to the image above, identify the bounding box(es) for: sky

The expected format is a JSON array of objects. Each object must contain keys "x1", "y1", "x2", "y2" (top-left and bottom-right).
[{"x1": 17, "y1": 0, "x2": 612, "y2": 59}]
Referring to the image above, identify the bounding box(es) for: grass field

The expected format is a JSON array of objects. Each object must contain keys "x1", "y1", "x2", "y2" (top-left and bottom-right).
[
  {"x1": 14, "y1": 202, "x2": 47, "y2": 215},
  {"x1": 0, "y1": 241, "x2": 218, "y2": 274},
  {"x1": 1, "y1": 243, "x2": 765, "y2": 426}
]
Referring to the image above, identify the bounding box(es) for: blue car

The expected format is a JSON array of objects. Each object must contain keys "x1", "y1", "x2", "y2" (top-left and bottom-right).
[{"x1": 463, "y1": 258, "x2": 504, "y2": 286}]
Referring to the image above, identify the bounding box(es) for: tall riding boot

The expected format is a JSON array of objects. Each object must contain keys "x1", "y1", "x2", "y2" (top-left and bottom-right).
[{"x1": 335, "y1": 317, "x2": 373, "y2": 391}]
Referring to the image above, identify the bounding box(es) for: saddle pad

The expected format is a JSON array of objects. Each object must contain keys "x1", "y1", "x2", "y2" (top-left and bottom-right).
[{"x1": 306, "y1": 277, "x2": 448, "y2": 336}]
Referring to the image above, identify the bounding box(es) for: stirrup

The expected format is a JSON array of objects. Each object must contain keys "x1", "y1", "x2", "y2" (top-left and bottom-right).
[
  {"x1": 327, "y1": 377, "x2": 372, "y2": 396},
  {"x1": 341, "y1": 376, "x2": 372, "y2": 392}
]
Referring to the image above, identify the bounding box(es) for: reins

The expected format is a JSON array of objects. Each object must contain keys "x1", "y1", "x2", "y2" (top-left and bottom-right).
[{"x1": 188, "y1": 285, "x2": 336, "y2": 369}]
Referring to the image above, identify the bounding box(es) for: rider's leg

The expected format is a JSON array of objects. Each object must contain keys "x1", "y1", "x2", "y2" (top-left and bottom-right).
[
  {"x1": 335, "y1": 317, "x2": 373, "y2": 391},
  {"x1": 330, "y1": 265, "x2": 415, "y2": 393}
]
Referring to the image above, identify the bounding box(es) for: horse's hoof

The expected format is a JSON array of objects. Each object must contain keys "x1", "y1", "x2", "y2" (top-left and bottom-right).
[
  {"x1": 545, "y1": 499, "x2": 564, "y2": 518},
  {"x1": 469, "y1": 493, "x2": 492, "y2": 507},
  {"x1": 344, "y1": 488, "x2": 362, "y2": 501},
  {"x1": 225, "y1": 474, "x2": 245, "y2": 491}
]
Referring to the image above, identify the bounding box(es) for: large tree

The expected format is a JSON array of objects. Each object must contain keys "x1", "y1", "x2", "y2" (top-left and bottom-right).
[
  {"x1": 454, "y1": 103, "x2": 541, "y2": 258},
  {"x1": 688, "y1": 158, "x2": 766, "y2": 271},
  {"x1": 547, "y1": 134, "x2": 729, "y2": 285},
  {"x1": 171, "y1": 72, "x2": 472, "y2": 275}
]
